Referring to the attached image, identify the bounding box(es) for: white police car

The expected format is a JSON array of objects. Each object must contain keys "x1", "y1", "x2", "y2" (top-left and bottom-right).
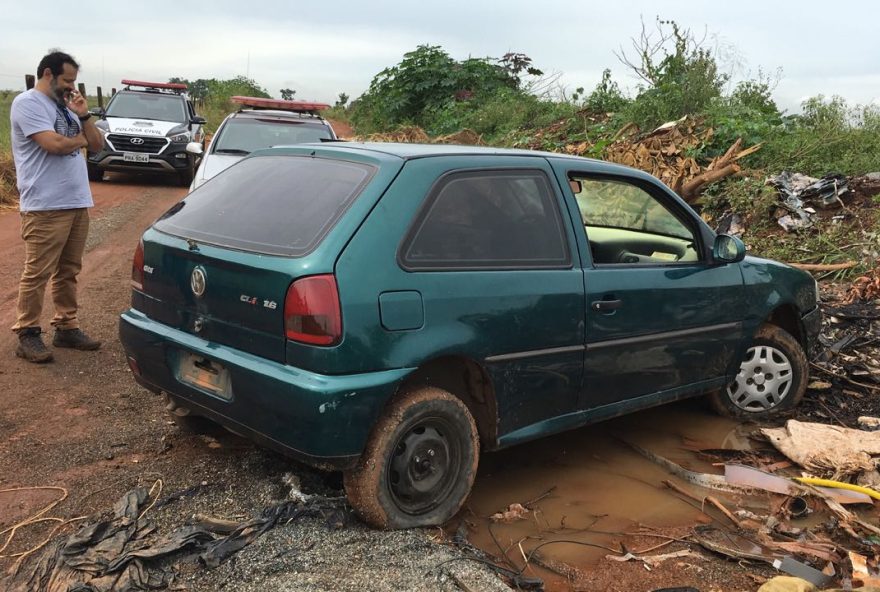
[
  {"x1": 186, "y1": 96, "x2": 335, "y2": 192},
  {"x1": 89, "y1": 79, "x2": 206, "y2": 186}
]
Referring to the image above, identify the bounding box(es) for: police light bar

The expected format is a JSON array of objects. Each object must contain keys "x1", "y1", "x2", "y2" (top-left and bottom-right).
[
  {"x1": 231, "y1": 96, "x2": 330, "y2": 113},
  {"x1": 122, "y1": 79, "x2": 188, "y2": 91}
]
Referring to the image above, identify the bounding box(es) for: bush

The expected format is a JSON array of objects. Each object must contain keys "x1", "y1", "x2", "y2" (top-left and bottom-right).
[
  {"x1": 351, "y1": 45, "x2": 523, "y2": 134},
  {"x1": 757, "y1": 96, "x2": 880, "y2": 175},
  {"x1": 425, "y1": 88, "x2": 576, "y2": 142}
]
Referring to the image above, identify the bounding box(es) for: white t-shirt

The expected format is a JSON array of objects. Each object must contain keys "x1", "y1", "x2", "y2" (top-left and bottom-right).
[{"x1": 10, "y1": 89, "x2": 93, "y2": 212}]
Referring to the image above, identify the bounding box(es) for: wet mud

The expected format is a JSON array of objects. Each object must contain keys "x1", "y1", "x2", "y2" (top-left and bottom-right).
[{"x1": 463, "y1": 398, "x2": 754, "y2": 589}]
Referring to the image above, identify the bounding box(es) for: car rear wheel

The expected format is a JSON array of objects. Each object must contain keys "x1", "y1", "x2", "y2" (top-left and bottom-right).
[
  {"x1": 343, "y1": 387, "x2": 479, "y2": 529},
  {"x1": 710, "y1": 324, "x2": 808, "y2": 419}
]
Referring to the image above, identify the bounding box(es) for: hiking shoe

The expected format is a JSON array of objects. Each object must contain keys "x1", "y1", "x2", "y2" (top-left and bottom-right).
[
  {"x1": 15, "y1": 328, "x2": 54, "y2": 363},
  {"x1": 53, "y1": 328, "x2": 102, "y2": 351}
]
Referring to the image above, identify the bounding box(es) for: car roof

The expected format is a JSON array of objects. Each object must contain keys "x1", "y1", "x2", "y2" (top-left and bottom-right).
[{"x1": 259, "y1": 142, "x2": 657, "y2": 180}]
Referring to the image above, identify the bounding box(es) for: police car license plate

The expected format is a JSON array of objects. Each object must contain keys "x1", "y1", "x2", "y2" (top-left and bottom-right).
[{"x1": 123, "y1": 152, "x2": 150, "y2": 163}]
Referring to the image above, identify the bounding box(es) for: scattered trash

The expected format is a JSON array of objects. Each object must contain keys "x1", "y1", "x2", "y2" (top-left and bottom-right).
[
  {"x1": 793, "y1": 476, "x2": 880, "y2": 501},
  {"x1": 489, "y1": 502, "x2": 531, "y2": 523},
  {"x1": 781, "y1": 496, "x2": 810, "y2": 518},
  {"x1": 625, "y1": 440, "x2": 747, "y2": 493},
  {"x1": 756, "y1": 576, "x2": 817, "y2": 592},
  {"x1": 4, "y1": 486, "x2": 346, "y2": 592},
  {"x1": 848, "y1": 550, "x2": 880, "y2": 588},
  {"x1": 771, "y1": 556, "x2": 833, "y2": 588},
  {"x1": 845, "y1": 266, "x2": 880, "y2": 303},
  {"x1": 606, "y1": 549, "x2": 703, "y2": 569},
  {"x1": 766, "y1": 172, "x2": 850, "y2": 232},
  {"x1": 858, "y1": 416, "x2": 880, "y2": 431},
  {"x1": 723, "y1": 463, "x2": 872, "y2": 504},
  {"x1": 760, "y1": 420, "x2": 880, "y2": 477}
]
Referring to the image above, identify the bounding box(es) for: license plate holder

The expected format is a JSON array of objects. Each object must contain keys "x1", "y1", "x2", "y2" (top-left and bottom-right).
[
  {"x1": 178, "y1": 353, "x2": 232, "y2": 400},
  {"x1": 123, "y1": 152, "x2": 150, "y2": 163}
]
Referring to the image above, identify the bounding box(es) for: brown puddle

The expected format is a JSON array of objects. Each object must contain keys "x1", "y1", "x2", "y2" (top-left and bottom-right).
[{"x1": 461, "y1": 399, "x2": 750, "y2": 584}]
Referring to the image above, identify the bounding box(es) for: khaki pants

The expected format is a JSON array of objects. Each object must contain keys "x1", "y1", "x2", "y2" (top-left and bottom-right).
[{"x1": 13, "y1": 208, "x2": 89, "y2": 332}]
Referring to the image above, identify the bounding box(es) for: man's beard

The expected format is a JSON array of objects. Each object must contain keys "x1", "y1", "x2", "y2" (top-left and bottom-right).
[{"x1": 49, "y1": 78, "x2": 69, "y2": 105}]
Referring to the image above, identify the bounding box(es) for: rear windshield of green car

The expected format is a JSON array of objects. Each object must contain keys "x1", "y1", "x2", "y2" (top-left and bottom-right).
[{"x1": 154, "y1": 155, "x2": 375, "y2": 257}]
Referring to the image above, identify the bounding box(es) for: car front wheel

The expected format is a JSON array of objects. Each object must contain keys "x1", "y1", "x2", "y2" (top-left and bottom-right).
[
  {"x1": 710, "y1": 324, "x2": 808, "y2": 419},
  {"x1": 87, "y1": 163, "x2": 103, "y2": 182},
  {"x1": 344, "y1": 387, "x2": 479, "y2": 529}
]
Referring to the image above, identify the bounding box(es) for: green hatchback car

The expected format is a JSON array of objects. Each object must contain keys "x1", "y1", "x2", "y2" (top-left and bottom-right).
[{"x1": 119, "y1": 143, "x2": 821, "y2": 528}]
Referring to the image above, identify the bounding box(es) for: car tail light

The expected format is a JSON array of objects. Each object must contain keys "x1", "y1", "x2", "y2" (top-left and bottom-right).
[
  {"x1": 284, "y1": 274, "x2": 342, "y2": 346},
  {"x1": 131, "y1": 240, "x2": 144, "y2": 291}
]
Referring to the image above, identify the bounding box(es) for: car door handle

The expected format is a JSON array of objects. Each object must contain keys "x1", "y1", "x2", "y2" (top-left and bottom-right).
[{"x1": 591, "y1": 299, "x2": 622, "y2": 312}]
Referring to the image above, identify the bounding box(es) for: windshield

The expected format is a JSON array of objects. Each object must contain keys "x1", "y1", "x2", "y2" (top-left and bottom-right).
[
  {"x1": 212, "y1": 118, "x2": 332, "y2": 154},
  {"x1": 154, "y1": 156, "x2": 375, "y2": 257},
  {"x1": 105, "y1": 92, "x2": 187, "y2": 122}
]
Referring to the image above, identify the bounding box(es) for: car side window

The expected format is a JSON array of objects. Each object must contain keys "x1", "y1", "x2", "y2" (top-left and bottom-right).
[
  {"x1": 401, "y1": 170, "x2": 570, "y2": 269},
  {"x1": 569, "y1": 175, "x2": 701, "y2": 265}
]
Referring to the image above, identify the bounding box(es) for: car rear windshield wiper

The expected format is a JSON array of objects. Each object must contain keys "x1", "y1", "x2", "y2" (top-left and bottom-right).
[{"x1": 215, "y1": 148, "x2": 251, "y2": 155}]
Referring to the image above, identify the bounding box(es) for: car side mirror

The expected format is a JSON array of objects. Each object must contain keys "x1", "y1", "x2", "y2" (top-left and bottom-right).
[
  {"x1": 190, "y1": 116, "x2": 206, "y2": 125},
  {"x1": 185, "y1": 142, "x2": 204, "y2": 155},
  {"x1": 89, "y1": 107, "x2": 105, "y2": 117},
  {"x1": 568, "y1": 179, "x2": 583, "y2": 194},
  {"x1": 713, "y1": 234, "x2": 746, "y2": 263}
]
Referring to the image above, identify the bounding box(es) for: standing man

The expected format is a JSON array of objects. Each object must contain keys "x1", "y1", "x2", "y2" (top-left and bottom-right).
[{"x1": 10, "y1": 50, "x2": 104, "y2": 362}]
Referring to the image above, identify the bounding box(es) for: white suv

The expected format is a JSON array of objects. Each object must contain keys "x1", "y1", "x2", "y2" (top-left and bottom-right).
[{"x1": 89, "y1": 79, "x2": 206, "y2": 186}]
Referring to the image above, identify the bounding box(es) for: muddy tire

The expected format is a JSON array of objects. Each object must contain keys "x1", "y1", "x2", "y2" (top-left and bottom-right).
[
  {"x1": 710, "y1": 324, "x2": 808, "y2": 419},
  {"x1": 344, "y1": 387, "x2": 479, "y2": 529}
]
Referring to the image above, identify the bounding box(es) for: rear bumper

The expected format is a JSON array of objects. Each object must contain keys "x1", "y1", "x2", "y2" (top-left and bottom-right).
[{"x1": 119, "y1": 308, "x2": 410, "y2": 470}]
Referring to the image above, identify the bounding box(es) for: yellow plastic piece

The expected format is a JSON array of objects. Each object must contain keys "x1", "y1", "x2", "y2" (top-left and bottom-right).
[{"x1": 794, "y1": 476, "x2": 880, "y2": 500}]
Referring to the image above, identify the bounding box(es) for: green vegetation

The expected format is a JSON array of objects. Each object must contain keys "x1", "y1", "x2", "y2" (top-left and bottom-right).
[
  {"x1": 0, "y1": 90, "x2": 14, "y2": 153},
  {"x1": 168, "y1": 75, "x2": 271, "y2": 134}
]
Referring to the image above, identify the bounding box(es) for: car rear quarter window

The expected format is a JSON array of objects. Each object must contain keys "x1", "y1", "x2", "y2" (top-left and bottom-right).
[
  {"x1": 154, "y1": 155, "x2": 374, "y2": 256},
  {"x1": 400, "y1": 169, "x2": 571, "y2": 269}
]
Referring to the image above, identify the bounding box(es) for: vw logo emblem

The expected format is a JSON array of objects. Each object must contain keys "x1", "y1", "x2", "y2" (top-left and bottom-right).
[
  {"x1": 130, "y1": 137, "x2": 144, "y2": 145},
  {"x1": 190, "y1": 267, "x2": 206, "y2": 298}
]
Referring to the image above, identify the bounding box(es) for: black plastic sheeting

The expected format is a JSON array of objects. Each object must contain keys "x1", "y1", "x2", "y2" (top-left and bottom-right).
[{"x1": 4, "y1": 487, "x2": 342, "y2": 592}]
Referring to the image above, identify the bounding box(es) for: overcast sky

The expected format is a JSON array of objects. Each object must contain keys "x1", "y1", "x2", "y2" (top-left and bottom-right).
[{"x1": 2, "y1": 0, "x2": 878, "y2": 113}]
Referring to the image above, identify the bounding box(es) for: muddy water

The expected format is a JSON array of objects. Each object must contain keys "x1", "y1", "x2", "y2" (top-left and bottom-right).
[{"x1": 465, "y1": 399, "x2": 749, "y2": 578}]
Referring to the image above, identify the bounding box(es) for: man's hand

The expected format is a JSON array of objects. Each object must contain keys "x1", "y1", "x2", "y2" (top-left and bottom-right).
[{"x1": 66, "y1": 90, "x2": 89, "y2": 117}]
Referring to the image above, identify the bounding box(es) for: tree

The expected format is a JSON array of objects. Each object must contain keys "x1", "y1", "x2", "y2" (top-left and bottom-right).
[
  {"x1": 351, "y1": 44, "x2": 527, "y2": 132},
  {"x1": 616, "y1": 18, "x2": 729, "y2": 129},
  {"x1": 280, "y1": 88, "x2": 296, "y2": 100},
  {"x1": 335, "y1": 92, "x2": 349, "y2": 108}
]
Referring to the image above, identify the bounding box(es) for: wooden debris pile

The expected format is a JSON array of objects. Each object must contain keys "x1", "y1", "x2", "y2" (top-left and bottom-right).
[
  {"x1": 563, "y1": 117, "x2": 761, "y2": 204},
  {"x1": 846, "y1": 267, "x2": 880, "y2": 304}
]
